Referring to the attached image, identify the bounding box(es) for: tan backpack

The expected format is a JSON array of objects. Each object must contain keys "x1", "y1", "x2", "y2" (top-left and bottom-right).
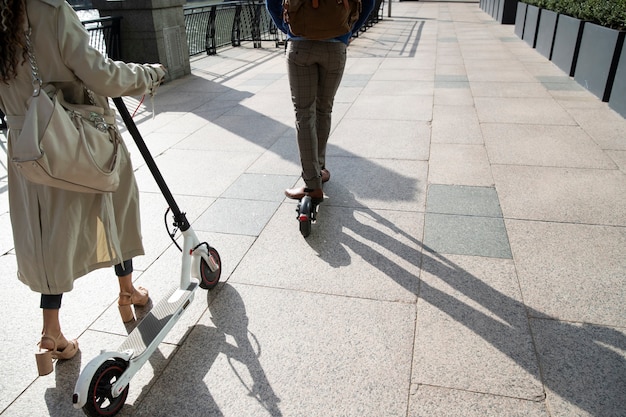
[{"x1": 283, "y1": 0, "x2": 362, "y2": 41}]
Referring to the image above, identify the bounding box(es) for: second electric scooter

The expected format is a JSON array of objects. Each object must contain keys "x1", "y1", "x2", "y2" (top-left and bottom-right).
[{"x1": 72, "y1": 97, "x2": 222, "y2": 417}]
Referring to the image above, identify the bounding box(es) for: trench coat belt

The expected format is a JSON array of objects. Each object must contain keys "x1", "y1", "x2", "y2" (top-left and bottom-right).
[{"x1": 5, "y1": 115, "x2": 25, "y2": 130}]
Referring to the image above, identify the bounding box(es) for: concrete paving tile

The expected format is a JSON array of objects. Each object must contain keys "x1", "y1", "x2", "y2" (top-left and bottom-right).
[
  {"x1": 428, "y1": 144, "x2": 494, "y2": 186},
  {"x1": 345, "y1": 94, "x2": 433, "y2": 122},
  {"x1": 132, "y1": 283, "x2": 416, "y2": 417},
  {"x1": 133, "y1": 148, "x2": 261, "y2": 198},
  {"x1": 434, "y1": 87, "x2": 474, "y2": 106},
  {"x1": 322, "y1": 156, "x2": 428, "y2": 212},
  {"x1": 193, "y1": 198, "x2": 281, "y2": 236},
  {"x1": 565, "y1": 107, "x2": 626, "y2": 150},
  {"x1": 470, "y1": 81, "x2": 552, "y2": 98},
  {"x1": 607, "y1": 150, "x2": 626, "y2": 173},
  {"x1": 482, "y1": 124, "x2": 617, "y2": 169},
  {"x1": 474, "y1": 97, "x2": 576, "y2": 125},
  {"x1": 431, "y1": 104, "x2": 483, "y2": 144},
  {"x1": 408, "y1": 385, "x2": 549, "y2": 417},
  {"x1": 360, "y1": 79, "x2": 435, "y2": 96},
  {"x1": 221, "y1": 173, "x2": 297, "y2": 201},
  {"x1": 413, "y1": 254, "x2": 543, "y2": 398},
  {"x1": 506, "y1": 220, "x2": 626, "y2": 326},
  {"x1": 0, "y1": 211, "x2": 13, "y2": 255},
  {"x1": 493, "y1": 165, "x2": 626, "y2": 225},
  {"x1": 230, "y1": 204, "x2": 423, "y2": 303},
  {"x1": 329, "y1": 118, "x2": 431, "y2": 161},
  {"x1": 245, "y1": 135, "x2": 301, "y2": 177},
  {"x1": 531, "y1": 319, "x2": 626, "y2": 417}
]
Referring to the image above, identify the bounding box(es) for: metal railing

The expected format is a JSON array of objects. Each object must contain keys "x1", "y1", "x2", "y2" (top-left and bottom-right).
[
  {"x1": 82, "y1": 16, "x2": 122, "y2": 60},
  {"x1": 79, "y1": 0, "x2": 385, "y2": 60},
  {"x1": 184, "y1": 1, "x2": 281, "y2": 56}
]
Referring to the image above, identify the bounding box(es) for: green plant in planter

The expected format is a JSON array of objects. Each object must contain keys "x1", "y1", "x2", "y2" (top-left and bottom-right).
[{"x1": 522, "y1": 0, "x2": 626, "y2": 30}]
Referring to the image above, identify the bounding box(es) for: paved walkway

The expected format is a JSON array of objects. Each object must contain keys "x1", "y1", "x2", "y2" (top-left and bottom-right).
[{"x1": 1, "y1": 1, "x2": 625, "y2": 416}]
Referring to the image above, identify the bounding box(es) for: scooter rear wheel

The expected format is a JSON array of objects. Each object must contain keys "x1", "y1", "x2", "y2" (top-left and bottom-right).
[
  {"x1": 82, "y1": 359, "x2": 129, "y2": 417},
  {"x1": 298, "y1": 196, "x2": 313, "y2": 237},
  {"x1": 199, "y1": 246, "x2": 222, "y2": 290}
]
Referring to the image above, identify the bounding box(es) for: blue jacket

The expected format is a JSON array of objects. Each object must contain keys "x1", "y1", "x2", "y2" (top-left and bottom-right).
[{"x1": 266, "y1": 0, "x2": 376, "y2": 45}]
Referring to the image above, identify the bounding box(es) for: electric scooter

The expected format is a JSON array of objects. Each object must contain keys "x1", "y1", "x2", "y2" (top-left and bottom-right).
[{"x1": 72, "y1": 97, "x2": 222, "y2": 417}]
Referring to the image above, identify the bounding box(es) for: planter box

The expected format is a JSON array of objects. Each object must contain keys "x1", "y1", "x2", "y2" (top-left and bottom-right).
[
  {"x1": 497, "y1": 0, "x2": 518, "y2": 25},
  {"x1": 535, "y1": 9, "x2": 558, "y2": 59},
  {"x1": 514, "y1": 1, "x2": 527, "y2": 38},
  {"x1": 522, "y1": 4, "x2": 540, "y2": 47},
  {"x1": 551, "y1": 14, "x2": 584, "y2": 76},
  {"x1": 609, "y1": 40, "x2": 626, "y2": 117},
  {"x1": 574, "y1": 22, "x2": 626, "y2": 101}
]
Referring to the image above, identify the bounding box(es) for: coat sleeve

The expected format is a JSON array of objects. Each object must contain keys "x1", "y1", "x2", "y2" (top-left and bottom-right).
[
  {"x1": 266, "y1": 0, "x2": 290, "y2": 35},
  {"x1": 352, "y1": 0, "x2": 376, "y2": 35},
  {"x1": 55, "y1": 2, "x2": 161, "y2": 98}
]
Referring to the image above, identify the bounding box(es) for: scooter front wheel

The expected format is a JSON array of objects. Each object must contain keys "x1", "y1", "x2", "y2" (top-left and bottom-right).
[
  {"x1": 82, "y1": 359, "x2": 129, "y2": 417},
  {"x1": 199, "y1": 246, "x2": 222, "y2": 290}
]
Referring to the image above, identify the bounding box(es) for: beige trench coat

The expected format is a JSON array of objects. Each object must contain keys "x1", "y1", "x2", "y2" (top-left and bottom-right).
[{"x1": 0, "y1": 0, "x2": 162, "y2": 294}]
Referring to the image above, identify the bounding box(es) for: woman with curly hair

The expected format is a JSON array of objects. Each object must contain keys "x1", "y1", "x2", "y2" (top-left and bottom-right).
[{"x1": 0, "y1": 0, "x2": 166, "y2": 376}]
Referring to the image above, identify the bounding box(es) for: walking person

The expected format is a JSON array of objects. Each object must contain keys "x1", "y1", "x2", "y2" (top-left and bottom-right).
[
  {"x1": 266, "y1": 0, "x2": 375, "y2": 201},
  {"x1": 0, "y1": 0, "x2": 165, "y2": 376}
]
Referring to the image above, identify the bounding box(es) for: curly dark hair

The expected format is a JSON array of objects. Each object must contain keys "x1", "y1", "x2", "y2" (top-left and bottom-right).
[{"x1": 0, "y1": 0, "x2": 27, "y2": 84}]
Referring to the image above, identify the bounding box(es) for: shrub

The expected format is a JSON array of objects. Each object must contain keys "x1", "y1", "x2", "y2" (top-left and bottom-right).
[{"x1": 521, "y1": 0, "x2": 626, "y2": 30}]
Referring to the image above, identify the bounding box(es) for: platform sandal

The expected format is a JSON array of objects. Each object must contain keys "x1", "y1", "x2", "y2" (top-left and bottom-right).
[
  {"x1": 35, "y1": 334, "x2": 79, "y2": 376},
  {"x1": 118, "y1": 286, "x2": 150, "y2": 323}
]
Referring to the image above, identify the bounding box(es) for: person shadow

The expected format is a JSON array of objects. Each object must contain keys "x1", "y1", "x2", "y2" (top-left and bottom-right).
[{"x1": 307, "y1": 181, "x2": 626, "y2": 416}]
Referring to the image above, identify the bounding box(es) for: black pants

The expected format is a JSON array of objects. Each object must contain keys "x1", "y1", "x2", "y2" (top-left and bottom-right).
[{"x1": 40, "y1": 260, "x2": 133, "y2": 309}]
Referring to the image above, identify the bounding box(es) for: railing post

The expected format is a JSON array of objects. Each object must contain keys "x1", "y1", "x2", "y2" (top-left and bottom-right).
[
  {"x1": 232, "y1": 4, "x2": 242, "y2": 47},
  {"x1": 251, "y1": 1, "x2": 262, "y2": 49},
  {"x1": 206, "y1": 6, "x2": 217, "y2": 55}
]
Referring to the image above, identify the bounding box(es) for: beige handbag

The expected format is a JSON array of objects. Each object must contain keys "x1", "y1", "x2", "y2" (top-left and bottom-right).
[{"x1": 11, "y1": 26, "x2": 121, "y2": 193}]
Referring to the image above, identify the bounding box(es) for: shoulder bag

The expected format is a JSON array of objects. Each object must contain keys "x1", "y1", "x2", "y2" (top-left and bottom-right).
[{"x1": 11, "y1": 26, "x2": 121, "y2": 193}]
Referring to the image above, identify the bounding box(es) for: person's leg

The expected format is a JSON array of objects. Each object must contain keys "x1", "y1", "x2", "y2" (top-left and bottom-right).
[
  {"x1": 286, "y1": 40, "x2": 324, "y2": 193},
  {"x1": 116, "y1": 259, "x2": 149, "y2": 322},
  {"x1": 37, "y1": 294, "x2": 79, "y2": 375},
  {"x1": 316, "y1": 42, "x2": 347, "y2": 175}
]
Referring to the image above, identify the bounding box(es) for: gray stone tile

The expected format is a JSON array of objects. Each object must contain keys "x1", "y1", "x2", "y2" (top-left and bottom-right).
[
  {"x1": 413, "y1": 254, "x2": 543, "y2": 397},
  {"x1": 245, "y1": 135, "x2": 301, "y2": 177},
  {"x1": 474, "y1": 97, "x2": 576, "y2": 125},
  {"x1": 428, "y1": 144, "x2": 494, "y2": 186},
  {"x1": 507, "y1": 220, "x2": 626, "y2": 326},
  {"x1": 230, "y1": 204, "x2": 423, "y2": 303},
  {"x1": 360, "y1": 79, "x2": 435, "y2": 96},
  {"x1": 493, "y1": 165, "x2": 626, "y2": 225},
  {"x1": 426, "y1": 184, "x2": 502, "y2": 217},
  {"x1": 132, "y1": 283, "x2": 415, "y2": 417},
  {"x1": 329, "y1": 118, "x2": 431, "y2": 161},
  {"x1": 434, "y1": 87, "x2": 475, "y2": 106},
  {"x1": 470, "y1": 81, "x2": 552, "y2": 98},
  {"x1": 193, "y1": 198, "x2": 281, "y2": 236},
  {"x1": 409, "y1": 385, "x2": 550, "y2": 417},
  {"x1": 531, "y1": 319, "x2": 626, "y2": 417},
  {"x1": 424, "y1": 213, "x2": 512, "y2": 258},
  {"x1": 483, "y1": 124, "x2": 617, "y2": 169}
]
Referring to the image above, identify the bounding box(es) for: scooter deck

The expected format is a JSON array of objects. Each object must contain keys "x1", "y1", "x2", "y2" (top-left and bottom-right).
[{"x1": 119, "y1": 283, "x2": 197, "y2": 358}]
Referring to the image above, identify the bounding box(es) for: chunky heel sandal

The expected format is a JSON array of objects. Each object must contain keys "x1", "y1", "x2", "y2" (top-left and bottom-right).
[
  {"x1": 118, "y1": 287, "x2": 149, "y2": 323},
  {"x1": 35, "y1": 334, "x2": 79, "y2": 376}
]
